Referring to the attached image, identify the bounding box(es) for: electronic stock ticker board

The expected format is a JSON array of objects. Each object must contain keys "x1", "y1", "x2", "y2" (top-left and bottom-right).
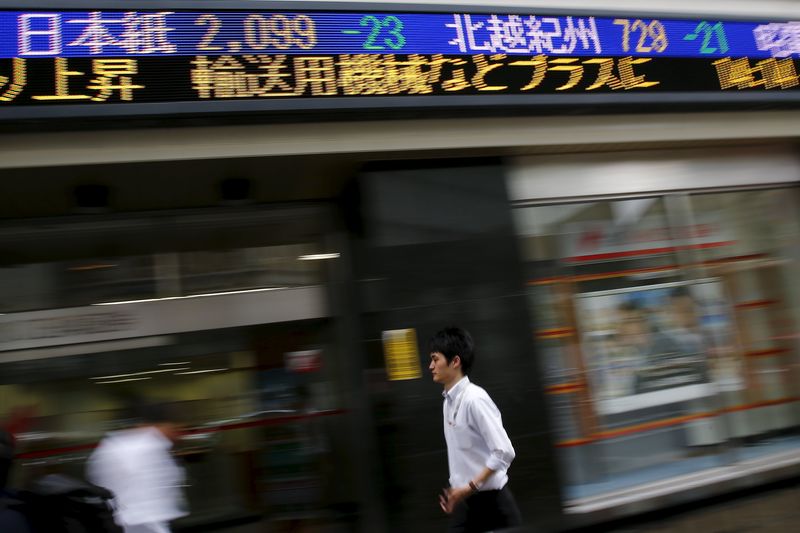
[{"x1": 2, "y1": 3, "x2": 800, "y2": 119}]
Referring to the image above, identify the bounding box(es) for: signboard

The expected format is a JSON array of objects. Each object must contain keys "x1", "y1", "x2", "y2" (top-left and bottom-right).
[
  {"x1": 575, "y1": 279, "x2": 743, "y2": 415},
  {"x1": 382, "y1": 328, "x2": 422, "y2": 381},
  {"x1": 1, "y1": 5, "x2": 800, "y2": 119},
  {"x1": 0, "y1": 286, "x2": 326, "y2": 353},
  {"x1": 0, "y1": 307, "x2": 142, "y2": 352}
]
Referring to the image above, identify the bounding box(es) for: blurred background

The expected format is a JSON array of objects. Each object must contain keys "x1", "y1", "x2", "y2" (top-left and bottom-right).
[{"x1": 2, "y1": 1, "x2": 800, "y2": 532}]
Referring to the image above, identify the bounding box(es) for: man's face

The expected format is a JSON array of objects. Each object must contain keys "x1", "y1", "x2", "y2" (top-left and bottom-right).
[{"x1": 429, "y1": 351, "x2": 458, "y2": 385}]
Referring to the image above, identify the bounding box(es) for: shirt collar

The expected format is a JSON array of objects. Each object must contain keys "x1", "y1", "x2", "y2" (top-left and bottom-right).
[{"x1": 442, "y1": 375, "x2": 470, "y2": 401}]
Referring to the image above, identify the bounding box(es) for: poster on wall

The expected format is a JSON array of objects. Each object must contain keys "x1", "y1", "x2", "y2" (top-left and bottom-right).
[{"x1": 575, "y1": 279, "x2": 743, "y2": 415}]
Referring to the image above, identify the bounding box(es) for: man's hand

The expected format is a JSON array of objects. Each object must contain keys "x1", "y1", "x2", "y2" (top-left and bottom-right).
[{"x1": 438, "y1": 486, "x2": 472, "y2": 514}]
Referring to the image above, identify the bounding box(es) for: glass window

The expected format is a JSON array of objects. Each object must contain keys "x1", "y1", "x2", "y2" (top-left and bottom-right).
[
  {"x1": 1, "y1": 321, "x2": 351, "y2": 529},
  {"x1": 513, "y1": 188, "x2": 800, "y2": 501},
  {"x1": 685, "y1": 189, "x2": 800, "y2": 457},
  {"x1": 0, "y1": 245, "x2": 325, "y2": 313},
  {"x1": 179, "y1": 243, "x2": 325, "y2": 296},
  {"x1": 0, "y1": 208, "x2": 357, "y2": 531}
]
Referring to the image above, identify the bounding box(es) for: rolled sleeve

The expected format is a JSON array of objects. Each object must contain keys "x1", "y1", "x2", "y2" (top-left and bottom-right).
[{"x1": 471, "y1": 394, "x2": 515, "y2": 472}]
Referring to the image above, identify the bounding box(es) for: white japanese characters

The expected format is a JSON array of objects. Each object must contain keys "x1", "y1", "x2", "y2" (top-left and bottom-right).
[
  {"x1": 18, "y1": 11, "x2": 177, "y2": 56},
  {"x1": 446, "y1": 14, "x2": 602, "y2": 55},
  {"x1": 754, "y1": 22, "x2": 800, "y2": 58}
]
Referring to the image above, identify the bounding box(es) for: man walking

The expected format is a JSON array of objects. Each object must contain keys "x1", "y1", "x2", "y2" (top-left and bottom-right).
[
  {"x1": 87, "y1": 401, "x2": 187, "y2": 533},
  {"x1": 428, "y1": 327, "x2": 522, "y2": 533}
]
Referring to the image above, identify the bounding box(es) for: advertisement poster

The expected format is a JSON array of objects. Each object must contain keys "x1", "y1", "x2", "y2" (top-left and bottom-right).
[
  {"x1": 382, "y1": 328, "x2": 422, "y2": 381},
  {"x1": 575, "y1": 279, "x2": 742, "y2": 414}
]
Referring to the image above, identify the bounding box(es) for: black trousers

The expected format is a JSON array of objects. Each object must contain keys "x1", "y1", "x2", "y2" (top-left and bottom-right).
[{"x1": 448, "y1": 486, "x2": 522, "y2": 533}]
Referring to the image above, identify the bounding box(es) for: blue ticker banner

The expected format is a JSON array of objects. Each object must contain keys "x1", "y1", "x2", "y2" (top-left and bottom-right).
[
  {"x1": 2, "y1": 7, "x2": 800, "y2": 118},
  {"x1": 2, "y1": 10, "x2": 799, "y2": 59}
]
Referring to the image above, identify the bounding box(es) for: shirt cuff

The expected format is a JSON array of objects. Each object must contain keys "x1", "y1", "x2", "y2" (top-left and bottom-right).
[{"x1": 486, "y1": 454, "x2": 510, "y2": 472}]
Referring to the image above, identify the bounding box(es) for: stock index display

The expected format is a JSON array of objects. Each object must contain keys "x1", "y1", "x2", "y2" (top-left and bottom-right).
[{"x1": 1, "y1": 8, "x2": 799, "y2": 117}]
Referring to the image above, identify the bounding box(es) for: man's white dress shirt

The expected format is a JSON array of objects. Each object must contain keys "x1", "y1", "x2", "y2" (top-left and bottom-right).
[
  {"x1": 442, "y1": 376, "x2": 515, "y2": 491},
  {"x1": 87, "y1": 426, "x2": 187, "y2": 532}
]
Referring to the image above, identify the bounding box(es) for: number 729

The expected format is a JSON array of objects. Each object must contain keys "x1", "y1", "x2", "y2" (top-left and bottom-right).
[{"x1": 614, "y1": 19, "x2": 668, "y2": 53}]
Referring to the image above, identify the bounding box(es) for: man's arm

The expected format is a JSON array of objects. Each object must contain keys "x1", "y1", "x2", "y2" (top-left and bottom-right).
[{"x1": 472, "y1": 393, "x2": 516, "y2": 474}]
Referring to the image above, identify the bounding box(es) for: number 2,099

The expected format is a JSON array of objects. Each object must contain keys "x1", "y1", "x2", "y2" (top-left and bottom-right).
[{"x1": 195, "y1": 14, "x2": 317, "y2": 51}]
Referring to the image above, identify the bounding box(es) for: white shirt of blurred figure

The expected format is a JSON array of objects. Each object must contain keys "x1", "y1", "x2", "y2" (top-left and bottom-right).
[{"x1": 87, "y1": 425, "x2": 187, "y2": 533}]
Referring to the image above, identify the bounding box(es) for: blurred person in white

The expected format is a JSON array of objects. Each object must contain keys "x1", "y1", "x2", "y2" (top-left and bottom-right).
[
  {"x1": 87, "y1": 400, "x2": 187, "y2": 533},
  {"x1": 428, "y1": 326, "x2": 521, "y2": 533}
]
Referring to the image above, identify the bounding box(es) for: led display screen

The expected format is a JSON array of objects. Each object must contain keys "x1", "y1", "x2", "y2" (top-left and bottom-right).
[{"x1": 1, "y1": 7, "x2": 799, "y2": 118}]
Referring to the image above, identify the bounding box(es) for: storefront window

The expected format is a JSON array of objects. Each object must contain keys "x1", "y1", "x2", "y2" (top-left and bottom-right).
[
  {"x1": 685, "y1": 189, "x2": 800, "y2": 458},
  {"x1": 0, "y1": 207, "x2": 357, "y2": 531},
  {"x1": 0, "y1": 243, "x2": 326, "y2": 313},
  {"x1": 513, "y1": 187, "x2": 800, "y2": 500},
  {"x1": 179, "y1": 243, "x2": 325, "y2": 296},
  {"x1": 1, "y1": 321, "x2": 350, "y2": 529}
]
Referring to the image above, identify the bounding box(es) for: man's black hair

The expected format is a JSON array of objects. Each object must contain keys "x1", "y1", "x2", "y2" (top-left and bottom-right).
[
  {"x1": 121, "y1": 396, "x2": 178, "y2": 426},
  {"x1": 428, "y1": 326, "x2": 475, "y2": 375}
]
